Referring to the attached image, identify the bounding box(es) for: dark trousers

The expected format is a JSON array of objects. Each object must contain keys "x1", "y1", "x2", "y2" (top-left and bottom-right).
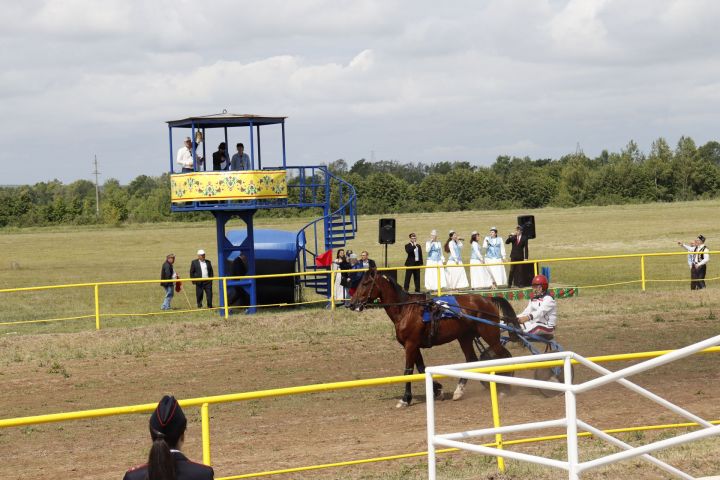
[
  {"x1": 404, "y1": 265, "x2": 421, "y2": 292},
  {"x1": 195, "y1": 281, "x2": 213, "y2": 307},
  {"x1": 691, "y1": 264, "x2": 706, "y2": 290},
  {"x1": 508, "y1": 262, "x2": 532, "y2": 288}
]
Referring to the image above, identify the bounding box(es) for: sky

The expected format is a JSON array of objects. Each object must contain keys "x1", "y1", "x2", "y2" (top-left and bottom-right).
[{"x1": 2, "y1": 0, "x2": 720, "y2": 185}]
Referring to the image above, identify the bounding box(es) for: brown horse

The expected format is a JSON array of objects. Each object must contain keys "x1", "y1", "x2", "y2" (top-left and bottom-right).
[{"x1": 349, "y1": 268, "x2": 518, "y2": 408}]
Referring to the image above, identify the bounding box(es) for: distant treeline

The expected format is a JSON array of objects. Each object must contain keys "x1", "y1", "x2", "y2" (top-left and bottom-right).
[{"x1": 1, "y1": 136, "x2": 719, "y2": 228}]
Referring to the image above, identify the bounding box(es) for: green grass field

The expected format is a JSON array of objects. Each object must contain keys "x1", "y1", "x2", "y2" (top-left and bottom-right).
[
  {"x1": 1, "y1": 200, "x2": 719, "y2": 480},
  {"x1": 0, "y1": 199, "x2": 717, "y2": 333}
]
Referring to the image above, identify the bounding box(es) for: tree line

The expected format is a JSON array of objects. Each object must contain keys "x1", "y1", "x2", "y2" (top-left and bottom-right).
[{"x1": 1, "y1": 136, "x2": 719, "y2": 228}]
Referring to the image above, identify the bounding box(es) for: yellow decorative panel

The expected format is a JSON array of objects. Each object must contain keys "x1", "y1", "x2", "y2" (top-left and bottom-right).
[{"x1": 171, "y1": 171, "x2": 288, "y2": 202}]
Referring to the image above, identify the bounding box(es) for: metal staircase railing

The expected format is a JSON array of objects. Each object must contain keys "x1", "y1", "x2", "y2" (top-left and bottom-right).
[{"x1": 292, "y1": 166, "x2": 357, "y2": 297}]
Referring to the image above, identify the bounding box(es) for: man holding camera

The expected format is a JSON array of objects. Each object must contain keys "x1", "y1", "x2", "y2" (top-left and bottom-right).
[
  {"x1": 403, "y1": 233, "x2": 423, "y2": 293},
  {"x1": 506, "y1": 225, "x2": 530, "y2": 288}
]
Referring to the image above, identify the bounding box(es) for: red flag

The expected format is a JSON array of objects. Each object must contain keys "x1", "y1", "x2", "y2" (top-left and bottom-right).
[{"x1": 315, "y1": 249, "x2": 334, "y2": 267}]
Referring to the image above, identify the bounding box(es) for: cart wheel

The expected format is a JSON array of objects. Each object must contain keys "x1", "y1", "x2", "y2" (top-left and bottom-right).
[
  {"x1": 479, "y1": 349, "x2": 514, "y2": 392},
  {"x1": 534, "y1": 364, "x2": 573, "y2": 398}
]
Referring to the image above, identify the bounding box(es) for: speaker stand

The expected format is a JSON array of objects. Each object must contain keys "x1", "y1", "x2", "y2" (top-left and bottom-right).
[{"x1": 384, "y1": 244, "x2": 389, "y2": 268}]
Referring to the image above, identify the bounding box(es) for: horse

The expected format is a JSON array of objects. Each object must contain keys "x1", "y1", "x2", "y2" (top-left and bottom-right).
[{"x1": 349, "y1": 268, "x2": 518, "y2": 408}]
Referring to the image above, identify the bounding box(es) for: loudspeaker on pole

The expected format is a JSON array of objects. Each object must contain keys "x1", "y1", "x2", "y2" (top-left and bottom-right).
[
  {"x1": 379, "y1": 218, "x2": 396, "y2": 244},
  {"x1": 517, "y1": 215, "x2": 536, "y2": 239}
]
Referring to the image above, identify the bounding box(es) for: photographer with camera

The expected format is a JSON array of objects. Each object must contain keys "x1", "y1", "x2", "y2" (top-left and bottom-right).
[{"x1": 506, "y1": 225, "x2": 531, "y2": 288}]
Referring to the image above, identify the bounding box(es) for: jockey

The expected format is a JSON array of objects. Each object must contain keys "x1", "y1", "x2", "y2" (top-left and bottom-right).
[{"x1": 516, "y1": 274, "x2": 556, "y2": 336}]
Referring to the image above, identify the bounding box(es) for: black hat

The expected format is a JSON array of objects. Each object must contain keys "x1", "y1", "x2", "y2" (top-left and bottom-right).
[
  {"x1": 698, "y1": 235, "x2": 706, "y2": 243},
  {"x1": 149, "y1": 395, "x2": 187, "y2": 442}
]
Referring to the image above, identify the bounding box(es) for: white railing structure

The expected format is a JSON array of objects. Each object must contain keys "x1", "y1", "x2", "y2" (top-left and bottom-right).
[{"x1": 425, "y1": 334, "x2": 720, "y2": 480}]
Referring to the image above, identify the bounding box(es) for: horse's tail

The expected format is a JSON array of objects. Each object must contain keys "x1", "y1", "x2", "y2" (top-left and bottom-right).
[{"x1": 490, "y1": 296, "x2": 521, "y2": 339}]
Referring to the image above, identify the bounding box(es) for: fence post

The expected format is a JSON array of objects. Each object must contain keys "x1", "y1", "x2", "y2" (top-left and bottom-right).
[
  {"x1": 533, "y1": 262, "x2": 538, "y2": 276},
  {"x1": 222, "y1": 278, "x2": 229, "y2": 319},
  {"x1": 94, "y1": 284, "x2": 100, "y2": 330},
  {"x1": 640, "y1": 255, "x2": 646, "y2": 292},
  {"x1": 201, "y1": 403, "x2": 211, "y2": 466},
  {"x1": 436, "y1": 265, "x2": 442, "y2": 296},
  {"x1": 330, "y1": 269, "x2": 336, "y2": 311},
  {"x1": 489, "y1": 373, "x2": 505, "y2": 473}
]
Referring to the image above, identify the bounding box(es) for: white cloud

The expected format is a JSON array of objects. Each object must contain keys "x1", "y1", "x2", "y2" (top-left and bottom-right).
[{"x1": 1, "y1": 0, "x2": 720, "y2": 184}]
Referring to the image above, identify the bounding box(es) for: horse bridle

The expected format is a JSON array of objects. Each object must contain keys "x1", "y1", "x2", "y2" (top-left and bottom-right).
[
  {"x1": 354, "y1": 271, "x2": 430, "y2": 310},
  {"x1": 354, "y1": 270, "x2": 382, "y2": 310}
]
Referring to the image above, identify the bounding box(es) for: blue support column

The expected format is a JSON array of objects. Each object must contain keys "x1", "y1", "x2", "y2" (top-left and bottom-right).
[
  {"x1": 281, "y1": 120, "x2": 287, "y2": 168},
  {"x1": 213, "y1": 210, "x2": 258, "y2": 315}
]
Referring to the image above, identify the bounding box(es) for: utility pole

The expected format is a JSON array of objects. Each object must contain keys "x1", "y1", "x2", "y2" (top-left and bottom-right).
[{"x1": 92, "y1": 155, "x2": 101, "y2": 218}]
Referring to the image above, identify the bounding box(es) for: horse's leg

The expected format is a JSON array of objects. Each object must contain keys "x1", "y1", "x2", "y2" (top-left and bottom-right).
[
  {"x1": 415, "y1": 352, "x2": 443, "y2": 400},
  {"x1": 453, "y1": 337, "x2": 479, "y2": 401},
  {"x1": 397, "y1": 343, "x2": 420, "y2": 408}
]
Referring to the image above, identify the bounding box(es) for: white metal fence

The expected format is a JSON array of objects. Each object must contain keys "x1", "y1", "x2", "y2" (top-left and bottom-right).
[{"x1": 425, "y1": 334, "x2": 720, "y2": 479}]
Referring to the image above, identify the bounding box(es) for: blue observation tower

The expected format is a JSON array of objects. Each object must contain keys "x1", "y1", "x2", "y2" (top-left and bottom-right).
[{"x1": 166, "y1": 113, "x2": 357, "y2": 313}]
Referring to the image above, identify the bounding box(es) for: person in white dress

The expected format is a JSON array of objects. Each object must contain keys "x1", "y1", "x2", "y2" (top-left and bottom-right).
[
  {"x1": 425, "y1": 229, "x2": 447, "y2": 291},
  {"x1": 332, "y1": 249, "x2": 350, "y2": 303},
  {"x1": 482, "y1": 227, "x2": 508, "y2": 288},
  {"x1": 444, "y1": 230, "x2": 469, "y2": 290},
  {"x1": 469, "y1": 231, "x2": 494, "y2": 289}
]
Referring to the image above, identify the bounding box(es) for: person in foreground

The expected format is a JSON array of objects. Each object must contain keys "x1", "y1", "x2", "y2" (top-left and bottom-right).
[
  {"x1": 123, "y1": 395, "x2": 214, "y2": 480},
  {"x1": 516, "y1": 274, "x2": 556, "y2": 337}
]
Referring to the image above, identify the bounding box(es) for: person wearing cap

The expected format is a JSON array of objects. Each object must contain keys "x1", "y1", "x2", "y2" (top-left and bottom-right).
[
  {"x1": 482, "y1": 227, "x2": 507, "y2": 288},
  {"x1": 403, "y1": 233, "x2": 423, "y2": 293},
  {"x1": 469, "y1": 231, "x2": 493, "y2": 289},
  {"x1": 189, "y1": 250, "x2": 214, "y2": 308},
  {"x1": 160, "y1": 254, "x2": 178, "y2": 311},
  {"x1": 444, "y1": 230, "x2": 469, "y2": 290},
  {"x1": 176, "y1": 137, "x2": 204, "y2": 173},
  {"x1": 123, "y1": 395, "x2": 214, "y2": 480},
  {"x1": 677, "y1": 235, "x2": 710, "y2": 290},
  {"x1": 212, "y1": 142, "x2": 229, "y2": 171},
  {"x1": 425, "y1": 229, "x2": 446, "y2": 291},
  {"x1": 506, "y1": 225, "x2": 530, "y2": 288},
  {"x1": 347, "y1": 253, "x2": 361, "y2": 296},
  {"x1": 516, "y1": 274, "x2": 557, "y2": 337}
]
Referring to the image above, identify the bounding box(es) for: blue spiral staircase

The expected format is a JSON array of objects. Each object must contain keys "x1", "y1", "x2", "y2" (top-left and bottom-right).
[{"x1": 293, "y1": 166, "x2": 357, "y2": 297}]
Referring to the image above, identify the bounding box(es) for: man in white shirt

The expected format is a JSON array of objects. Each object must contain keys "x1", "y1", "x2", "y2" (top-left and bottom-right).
[
  {"x1": 176, "y1": 137, "x2": 195, "y2": 172},
  {"x1": 517, "y1": 274, "x2": 557, "y2": 336},
  {"x1": 189, "y1": 249, "x2": 214, "y2": 308}
]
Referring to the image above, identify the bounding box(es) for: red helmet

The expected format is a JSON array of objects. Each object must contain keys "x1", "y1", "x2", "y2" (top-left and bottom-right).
[{"x1": 531, "y1": 274, "x2": 549, "y2": 290}]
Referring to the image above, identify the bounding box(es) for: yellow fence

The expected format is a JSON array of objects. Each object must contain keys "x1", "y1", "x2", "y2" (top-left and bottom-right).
[
  {"x1": 0, "y1": 250, "x2": 714, "y2": 329},
  {"x1": 1, "y1": 347, "x2": 719, "y2": 478}
]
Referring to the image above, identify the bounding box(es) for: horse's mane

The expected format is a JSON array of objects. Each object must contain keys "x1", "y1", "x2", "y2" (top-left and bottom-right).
[{"x1": 379, "y1": 272, "x2": 410, "y2": 303}]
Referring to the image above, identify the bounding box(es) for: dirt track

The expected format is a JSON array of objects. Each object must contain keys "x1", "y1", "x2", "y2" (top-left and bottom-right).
[{"x1": 2, "y1": 290, "x2": 720, "y2": 479}]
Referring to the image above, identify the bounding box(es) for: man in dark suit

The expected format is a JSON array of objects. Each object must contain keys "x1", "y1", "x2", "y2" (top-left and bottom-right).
[
  {"x1": 212, "y1": 142, "x2": 229, "y2": 170},
  {"x1": 190, "y1": 249, "x2": 214, "y2": 308},
  {"x1": 506, "y1": 225, "x2": 530, "y2": 288},
  {"x1": 403, "y1": 232, "x2": 423, "y2": 292}
]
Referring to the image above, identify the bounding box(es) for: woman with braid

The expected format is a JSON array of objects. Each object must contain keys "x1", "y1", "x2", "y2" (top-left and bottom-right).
[{"x1": 124, "y1": 395, "x2": 214, "y2": 480}]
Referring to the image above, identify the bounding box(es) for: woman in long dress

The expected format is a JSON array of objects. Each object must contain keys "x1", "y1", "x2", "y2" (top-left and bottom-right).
[
  {"x1": 332, "y1": 249, "x2": 350, "y2": 303},
  {"x1": 482, "y1": 227, "x2": 508, "y2": 288},
  {"x1": 444, "y1": 230, "x2": 469, "y2": 290},
  {"x1": 469, "y1": 231, "x2": 494, "y2": 289},
  {"x1": 425, "y1": 229, "x2": 446, "y2": 291}
]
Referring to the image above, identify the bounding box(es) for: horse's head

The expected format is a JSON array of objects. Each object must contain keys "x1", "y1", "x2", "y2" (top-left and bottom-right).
[{"x1": 349, "y1": 267, "x2": 382, "y2": 312}]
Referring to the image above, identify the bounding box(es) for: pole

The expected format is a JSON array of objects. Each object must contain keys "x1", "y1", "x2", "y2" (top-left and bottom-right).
[
  {"x1": 641, "y1": 255, "x2": 646, "y2": 291},
  {"x1": 94, "y1": 284, "x2": 100, "y2": 330},
  {"x1": 201, "y1": 403, "x2": 211, "y2": 466},
  {"x1": 223, "y1": 278, "x2": 229, "y2": 318},
  {"x1": 489, "y1": 373, "x2": 506, "y2": 473},
  {"x1": 92, "y1": 155, "x2": 100, "y2": 219}
]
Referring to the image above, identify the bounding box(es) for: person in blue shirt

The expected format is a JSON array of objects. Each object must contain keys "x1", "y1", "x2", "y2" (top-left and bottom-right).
[{"x1": 230, "y1": 143, "x2": 251, "y2": 170}]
